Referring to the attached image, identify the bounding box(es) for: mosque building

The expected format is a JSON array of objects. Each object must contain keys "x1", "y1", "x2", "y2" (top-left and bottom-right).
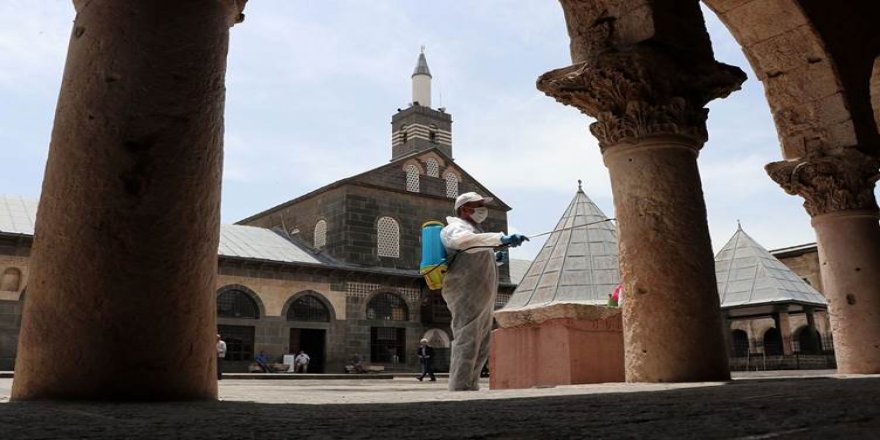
[
  {"x1": 0, "y1": 51, "x2": 525, "y2": 373},
  {"x1": 0, "y1": 52, "x2": 829, "y2": 374}
]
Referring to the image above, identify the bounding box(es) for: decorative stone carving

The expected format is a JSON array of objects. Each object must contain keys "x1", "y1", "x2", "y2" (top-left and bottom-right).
[
  {"x1": 537, "y1": 49, "x2": 745, "y2": 150},
  {"x1": 766, "y1": 148, "x2": 880, "y2": 216},
  {"x1": 539, "y1": 0, "x2": 744, "y2": 150}
]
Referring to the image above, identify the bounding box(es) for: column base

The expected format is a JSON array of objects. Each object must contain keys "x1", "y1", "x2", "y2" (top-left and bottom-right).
[{"x1": 490, "y1": 305, "x2": 624, "y2": 390}]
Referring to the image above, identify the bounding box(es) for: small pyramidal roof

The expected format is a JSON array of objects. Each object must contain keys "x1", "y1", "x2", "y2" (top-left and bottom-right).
[
  {"x1": 412, "y1": 46, "x2": 432, "y2": 78},
  {"x1": 715, "y1": 224, "x2": 826, "y2": 308},
  {"x1": 502, "y1": 181, "x2": 619, "y2": 310}
]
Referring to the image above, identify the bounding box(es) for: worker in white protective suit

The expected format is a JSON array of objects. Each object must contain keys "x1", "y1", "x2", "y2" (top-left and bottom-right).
[{"x1": 440, "y1": 192, "x2": 528, "y2": 391}]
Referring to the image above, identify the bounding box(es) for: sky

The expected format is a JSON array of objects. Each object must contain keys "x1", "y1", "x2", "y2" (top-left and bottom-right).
[{"x1": 0, "y1": 1, "x2": 832, "y2": 261}]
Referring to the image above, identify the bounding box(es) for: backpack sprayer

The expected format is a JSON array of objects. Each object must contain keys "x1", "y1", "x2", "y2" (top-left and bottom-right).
[{"x1": 419, "y1": 218, "x2": 616, "y2": 290}]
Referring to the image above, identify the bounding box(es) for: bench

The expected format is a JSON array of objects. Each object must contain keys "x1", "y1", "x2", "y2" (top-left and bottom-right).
[
  {"x1": 248, "y1": 362, "x2": 290, "y2": 373},
  {"x1": 344, "y1": 364, "x2": 385, "y2": 373}
]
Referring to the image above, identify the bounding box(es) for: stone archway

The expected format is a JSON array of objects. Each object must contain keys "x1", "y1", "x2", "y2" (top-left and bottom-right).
[{"x1": 542, "y1": 0, "x2": 880, "y2": 381}]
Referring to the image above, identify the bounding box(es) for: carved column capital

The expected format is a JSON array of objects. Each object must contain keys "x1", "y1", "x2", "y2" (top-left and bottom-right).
[
  {"x1": 537, "y1": 49, "x2": 744, "y2": 150},
  {"x1": 766, "y1": 148, "x2": 880, "y2": 217},
  {"x1": 229, "y1": 0, "x2": 248, "y2": 26}
]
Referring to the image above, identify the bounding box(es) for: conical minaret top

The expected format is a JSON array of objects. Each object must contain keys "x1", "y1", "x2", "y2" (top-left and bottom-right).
[
  {"x1": 412, "y1": 46, "x2": 432, "y2": 108},
  {"x1": 391, "y1": 49, "x2": 452, "y2": 161}
]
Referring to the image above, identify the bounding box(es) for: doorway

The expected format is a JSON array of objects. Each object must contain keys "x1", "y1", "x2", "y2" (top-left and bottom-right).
[{"x1": 289, "y1": 328, "x2": 326, "y2": 373}]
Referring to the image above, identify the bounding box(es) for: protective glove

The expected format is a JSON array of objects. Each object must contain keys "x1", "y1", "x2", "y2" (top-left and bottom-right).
[
  {"x1": 495, "y1": 250, "x2": 507, "y2": 263},
  {"x1": 500, "y1": 233, "x2": 529, "y2": 247}
]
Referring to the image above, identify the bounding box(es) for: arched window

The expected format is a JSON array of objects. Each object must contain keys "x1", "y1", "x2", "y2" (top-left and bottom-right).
[
  {"x1": 217, "y1": 288, "x2": 259, "y2": 319},
  {"x1": 731, "y1": 330, "x2": 749, "y2": 357},
  {"x1": 795, "y1": 326, "x2": 823, "y2": 354},
  {"x1": 763, "y1": 328, "x2": 783, "y2": 356},
  {"x1": 287, "y1": 294, "x2": 330, "y2": 322},
  {"x1": 366, "y1": 293, "x2": 408, "y2": 321},
  {"x1": 377, "y1": 217, "x2": 400, "y2": 258},
  {"x1": 444, "y1": 172, "x2": 459, "y2": 198},
  {"x1": 425, "y1": 159, "x2": 439, "y2": 177},
  {"x1": 314, "y1": 220, "x2": 327, "y2": 249},
  {"x1": 1, "y1": 268, "x2": 21, "y2": 292},
  {"x1": 405, "y1": 164, "x2": 420, "y2": 192}
]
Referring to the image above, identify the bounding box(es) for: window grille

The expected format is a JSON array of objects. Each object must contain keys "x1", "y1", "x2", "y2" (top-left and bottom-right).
[
  {"x1": 370, "y1": 327, "x2": 406, "y2": 363},
  {"x1": 217, "y1": 289, "x2": 259, "y2": 319},
  {"x1": 366, "y1": 292, "x2": 408, "y2": 321},
  {"x1": 405, "y1": 165, "x2": 420, "y2": 192},
  {"x1": 287, "y1": 294, "x2": 330, "y2": 322},
  {"x1": 314, "y1": 220, "x2": 327, "y2": 249},
  {"x1": 445, "y1": 173, "x2": 459, "y2": 198},
  {"x1": 218, "y1": 325, "x2": 255, "y2": 361},
  {"x1": 731, "y1": 330, "x2": 749, "y2": 357},
  {"x1": 377, "y1": 217, "x2": 400, "y2": 258},
  {"x1": 763, "y1": 328, "x2": 783, "y2": 355},
  {"x1": 495, "y1": 292, "x2": 512, "y2": 310},
  {"x1": 425, "y1": 159, "x2": 439, "y2": 177}
]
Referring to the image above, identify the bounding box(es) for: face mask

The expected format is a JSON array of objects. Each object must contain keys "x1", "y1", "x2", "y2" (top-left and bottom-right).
[{"x1": 471, "y1": 207, "x2": 489, "y2": 223}]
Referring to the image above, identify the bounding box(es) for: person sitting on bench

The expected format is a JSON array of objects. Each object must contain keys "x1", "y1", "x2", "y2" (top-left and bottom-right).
[{"x1": 255, "y1": 350, "x2": 272, "y2": 373}]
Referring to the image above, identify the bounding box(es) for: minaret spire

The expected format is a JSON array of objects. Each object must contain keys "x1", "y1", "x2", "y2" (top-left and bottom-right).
[{"x1": 412, "y1": 47, "x2": 432, "y2": 108}]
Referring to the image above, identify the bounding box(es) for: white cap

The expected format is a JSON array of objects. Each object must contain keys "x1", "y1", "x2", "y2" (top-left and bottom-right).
[
  {"x1": 454, "y1": 192, "x2": 494, "y2": 211},
  {"x1": 420, "y1": 338, "x2": 429, "y2": 344}
]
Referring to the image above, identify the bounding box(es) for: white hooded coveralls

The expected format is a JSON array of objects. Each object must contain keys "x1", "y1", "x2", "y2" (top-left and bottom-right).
[{"x1": 440, "y1": 216, "x2": 503, "y2": 391}]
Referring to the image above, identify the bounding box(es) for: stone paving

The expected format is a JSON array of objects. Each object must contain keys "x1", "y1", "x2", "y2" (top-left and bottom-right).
[{"x1": 1, "y1": 371, "x2": 879, "y2": 438}]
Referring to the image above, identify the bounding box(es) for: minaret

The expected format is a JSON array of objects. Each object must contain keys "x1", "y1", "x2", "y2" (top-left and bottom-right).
[
  {"x1": 412, "y1": 47, "x2": 432, "y2": 107},
  {"x1": 390, "y1": 48, "x2": 453, "y2": 161}
]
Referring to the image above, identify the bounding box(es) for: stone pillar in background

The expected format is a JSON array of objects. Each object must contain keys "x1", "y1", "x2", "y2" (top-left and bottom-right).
[
  {"x1": 539, "y1": 0, "x2": 745, "y2": 382},
  {"x1": 12, "y1": 0, "x2": 246, "y2": 400},
  {"x1": 775, "y1": 307, "x2": 793, "y2": 355},
  {"x1": 768, "y1": 149, "x2": 880, "y2": 373}
]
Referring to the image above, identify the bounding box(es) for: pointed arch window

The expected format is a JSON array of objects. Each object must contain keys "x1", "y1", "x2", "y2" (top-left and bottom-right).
[
  {"x1": 444, "y1": 172, "x2": 459, "y2": 198},
  {"x1": 287, "y1": 294, "x2": 330, "y2": 322},
  {"x1": 405, "y1": 164, "x2": 420, "y2": 193},
  {"x1": 367, "y1": 293, "x2": 409, "y2": 321},
  {"x1": 217, "y1": 289, "x2": 259, "y2": 319},
  {"x1": 425, "y1": 159, "x2": 439, "y2": 178},
  {"x1": 377, "y1": 217, "x2": 400, "y2": 258},
  {"x1": 314, "y1": 220, "x2": 327, "y2": 249}
]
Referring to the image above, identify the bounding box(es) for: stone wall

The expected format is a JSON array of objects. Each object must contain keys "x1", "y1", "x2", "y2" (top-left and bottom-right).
[
  {"x1": 0, "y1": 250, "x2": 29, "y2": 370},
  {"x1": 775, "y1": 250, "x2": 823, "y2": 293}
]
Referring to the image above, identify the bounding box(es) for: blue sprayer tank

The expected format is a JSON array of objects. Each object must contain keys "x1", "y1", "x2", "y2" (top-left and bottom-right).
[{"x1": 420, "y1": 221, "x2": 448, "y2": 290}]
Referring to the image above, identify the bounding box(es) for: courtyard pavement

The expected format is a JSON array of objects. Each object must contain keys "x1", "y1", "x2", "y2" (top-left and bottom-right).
[{"x1": 1, "y1": 371, "x2": 878, "y2": 439}]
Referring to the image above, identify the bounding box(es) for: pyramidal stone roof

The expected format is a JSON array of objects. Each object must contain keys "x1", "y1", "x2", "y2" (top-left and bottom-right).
[
  {"x1": 715, "y1": 225, "x2": 826, "y2": 308},
  {"x1": 502, "y1": 184, "x2": 619, "y2": 310}
]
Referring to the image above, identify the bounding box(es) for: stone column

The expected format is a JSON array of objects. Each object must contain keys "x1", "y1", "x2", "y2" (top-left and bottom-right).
[
  {"x1": 774, "y1": 308, "x2": 793, "y2": 355},
  {"x1": 768, "y1": 148, "x2": 880, "y2": 373},
  {"x1": 12, "y1": 0, "x2": 246, "y2": 400},
  {"x1": 539, "y1": 0, "x2": 745, "y2": 382}
]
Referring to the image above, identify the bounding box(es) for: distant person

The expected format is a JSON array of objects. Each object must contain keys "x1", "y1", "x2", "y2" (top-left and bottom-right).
[
  {"x1": 295, "y1": 350, "x2": 311, "y2": 373},
  {"x1": 610, "y1": 284, "x2": 624, "y2": 308},
  {"x1": 216, "y1": 334, "x2": 227, "y2": 380},
  {"x1": 416, "y1": 338, "x2": 437, "y2": 382},
  {"x1": 347, "y1": 354, "x2": 367, "y2": 374},
  {"x1": 255, "y1": 350, "x2": 272, "y2": 373}
]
